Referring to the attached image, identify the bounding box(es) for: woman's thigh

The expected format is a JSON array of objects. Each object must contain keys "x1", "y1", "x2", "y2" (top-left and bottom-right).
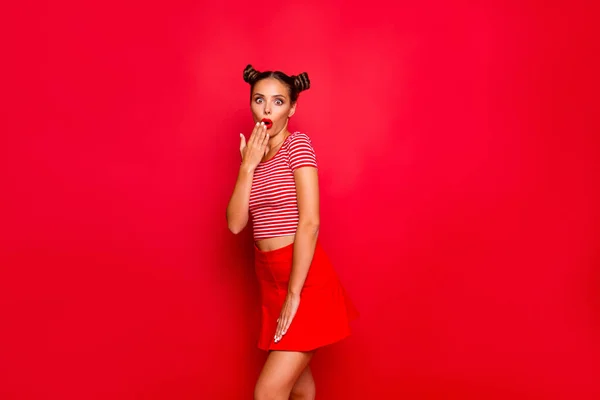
[
  {"x1": 290, "y1": 365, "x2": 315, "y2": 399},
  {"x1": 255, "y1": 350, "x2": 314, "y2": 399}
]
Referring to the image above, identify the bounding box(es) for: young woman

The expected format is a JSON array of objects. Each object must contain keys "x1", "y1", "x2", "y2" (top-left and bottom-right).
[{"x1": 226, "y1": 64, "x2": 358, "y2": 400}]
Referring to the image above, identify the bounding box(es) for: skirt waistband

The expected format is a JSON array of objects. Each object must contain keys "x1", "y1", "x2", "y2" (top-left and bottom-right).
[{"x1": 254, "y1": 241, "x2": 322, "y2": 263}]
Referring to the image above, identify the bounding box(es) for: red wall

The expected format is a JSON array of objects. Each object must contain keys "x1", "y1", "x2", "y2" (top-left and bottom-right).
[{"x1": 2, "y1": 1, "x2": 599, "y2": 398}]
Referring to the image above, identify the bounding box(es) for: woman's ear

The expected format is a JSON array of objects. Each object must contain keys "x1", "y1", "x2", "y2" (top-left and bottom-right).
[{"x1": 288, "y1": 103, "x2": 297, "y2": 118}]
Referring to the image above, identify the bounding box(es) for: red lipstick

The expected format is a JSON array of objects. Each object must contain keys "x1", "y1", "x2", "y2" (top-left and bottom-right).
[{"x1": 261, "y1": 118, "x2": 273, "y2": 129}]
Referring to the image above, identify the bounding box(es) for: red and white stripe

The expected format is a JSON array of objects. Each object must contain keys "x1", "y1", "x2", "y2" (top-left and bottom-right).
[{"x1": 249, "y1": 132, "x2": 318, "y2": 240}]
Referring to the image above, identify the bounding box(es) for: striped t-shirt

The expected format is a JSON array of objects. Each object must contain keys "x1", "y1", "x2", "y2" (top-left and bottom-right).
[{"x1": 249, "y1": 131, "x2": 318, "y2": 240}]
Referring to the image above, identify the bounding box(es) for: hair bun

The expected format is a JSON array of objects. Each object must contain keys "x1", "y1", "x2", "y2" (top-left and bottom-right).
[
  {"x1": 243, "y1": 64, "x2": 260, "y2": 84},
  {"x1": 293, "y1": 72, "x2": 311, "y2": 92}
]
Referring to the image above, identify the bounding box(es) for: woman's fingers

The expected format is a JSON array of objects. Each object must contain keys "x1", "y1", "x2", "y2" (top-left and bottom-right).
[
  {"x1": 262, "y1": 126, "x2": 270, "y2": 155},
  {"x1": 247, "y1": 122, "x2": 260, "y2": 147},
  {"x1": 275, "y1": 311, "x2": 285, "y2": 342},
  {"x1": 251, "y1": 122, "x2": 266, "y2": 150},
  {"x1": 274, "y1": 309, "x2": 293, "y2": 343},
  {"x1": 275, "y1": 315, "x2": 285, "y2": 342},
  {"x1": 239, "y1": 133, "x2": 246, "y2": 155},
  {"x1": 274, "y1": 322, "x2": 281, "y2": 342},
  {"x1": 242, "y1": 122, "x2": 268, "y2": 164},
  {"x1": 257, "y1": 123, "x2": 267, "y2": 148},
  {"x1": 274, "y1": 294, "x2": 300, "y2": 343},
  {"x1": 281, "y1": 309, "x2": 293, "y2": 337}
]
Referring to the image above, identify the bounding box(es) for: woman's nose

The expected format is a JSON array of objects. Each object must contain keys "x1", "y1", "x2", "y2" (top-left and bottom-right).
[{"x1": 264, "y1": 104, "x2": 271, "y2": 115}]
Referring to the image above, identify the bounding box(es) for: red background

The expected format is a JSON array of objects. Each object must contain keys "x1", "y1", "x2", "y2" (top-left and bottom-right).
[{"x1": 2, "y1": 0, "x2": 599, "y2": 398}]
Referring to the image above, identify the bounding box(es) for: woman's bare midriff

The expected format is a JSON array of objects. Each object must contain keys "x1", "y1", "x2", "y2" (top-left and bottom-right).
[{"x1": 255, "y1": 234, "x2": 295, "y2": 252}]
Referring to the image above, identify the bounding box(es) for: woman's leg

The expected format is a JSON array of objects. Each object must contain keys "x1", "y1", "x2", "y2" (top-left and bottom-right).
[
  {"x1": 254, "y1": 350, "x2": 314, "y2": 400},
  {"x1": 290, "y1": 366, "x2": 316, "y2": 400}
]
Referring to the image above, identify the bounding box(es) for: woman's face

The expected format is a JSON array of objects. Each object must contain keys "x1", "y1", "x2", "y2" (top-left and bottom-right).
[{"x1": 250, "y1": 77, "x2": 296, "y2": 136}]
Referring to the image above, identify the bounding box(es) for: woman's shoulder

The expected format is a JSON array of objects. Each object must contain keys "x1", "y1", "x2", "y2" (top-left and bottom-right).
[
  {"x1": 286, "y1": 131, "x2": 314, "y2": 146},
  {"x1": 284, "y1": 131, "x2": 318, "y2": 170}
]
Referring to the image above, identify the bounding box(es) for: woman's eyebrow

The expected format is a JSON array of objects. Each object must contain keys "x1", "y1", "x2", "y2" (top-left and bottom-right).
[{"x1": 254, "y1": 92, "x2": 287, "y2": 98}]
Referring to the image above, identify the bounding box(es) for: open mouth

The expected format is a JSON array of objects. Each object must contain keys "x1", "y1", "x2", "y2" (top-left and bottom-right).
[{"x1": 261, "y1": 118, "x2": 273, "y2": 129}]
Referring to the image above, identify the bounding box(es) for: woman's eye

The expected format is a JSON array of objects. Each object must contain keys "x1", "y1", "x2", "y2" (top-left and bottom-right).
[
  {"x1": 275, "y1": 100, "x2": 283, "y2": 105},
  {"x1": 255, "y1": 98, "x2": 263, "y2": 103}
]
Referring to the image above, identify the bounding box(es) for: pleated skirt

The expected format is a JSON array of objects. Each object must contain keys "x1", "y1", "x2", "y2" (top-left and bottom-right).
[{"x1": 254, "y1": 241, "x2": 359, "y2": 351}]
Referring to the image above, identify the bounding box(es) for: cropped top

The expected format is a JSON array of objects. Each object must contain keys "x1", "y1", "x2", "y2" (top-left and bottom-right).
[{"x1": 249, "y1": 131, "x2": 318, "y2": 240}]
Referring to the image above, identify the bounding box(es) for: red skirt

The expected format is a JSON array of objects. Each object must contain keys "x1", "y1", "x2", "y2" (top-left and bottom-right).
[{"x1": 254, "y1": 241, "x2": 359, "y2": 351}]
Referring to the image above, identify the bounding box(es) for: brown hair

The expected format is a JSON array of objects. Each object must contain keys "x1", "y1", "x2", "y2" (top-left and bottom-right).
[{"x1": 243, "y1": 64, "x2": 310, "y2": 104}]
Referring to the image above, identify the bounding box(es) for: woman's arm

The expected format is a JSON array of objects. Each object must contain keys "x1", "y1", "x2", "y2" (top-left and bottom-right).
[
  {"x1": 226, "y1": 164, "x2": 255, "y2": 234},
  {"x1": 226, "y1": 123, "x2": 270, "y2": 234},
  {"x1": 274, "y1": 165, "x2": 320, "y2": 342},
  {"x1": 288, "y1": 167, "x2": 320, "y2": 294}
]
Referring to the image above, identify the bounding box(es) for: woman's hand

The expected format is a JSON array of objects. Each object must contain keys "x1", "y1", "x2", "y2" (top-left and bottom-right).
[
  {"x1": 240, "y1": 122, "x2": 269, "y2": 170},
  {"x1": 274, "y1": 292, "x2": 300, "y2": 343}
]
